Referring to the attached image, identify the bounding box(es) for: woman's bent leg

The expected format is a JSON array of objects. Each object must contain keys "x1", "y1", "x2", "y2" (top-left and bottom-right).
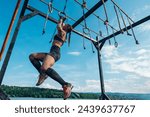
[
  {"x1": 40, "y1": 54, "x2": 73, "y2": 99},
  {"x1": 29, "y1": 53, "x2": 47, "y2": 74},
  {"x1": 41, "y1": 54, "x2": 67, "y2": 86}
]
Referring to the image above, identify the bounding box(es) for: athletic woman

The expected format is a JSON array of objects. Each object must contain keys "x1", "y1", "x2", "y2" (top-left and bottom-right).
[{"x1": 29, "y1": 18, "x2": 73, "y2": 100}]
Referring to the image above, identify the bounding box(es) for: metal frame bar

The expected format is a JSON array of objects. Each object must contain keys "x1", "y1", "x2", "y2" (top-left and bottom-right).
[
  {"x1": 93, "y1": 36, "x2": 110, "y2": 100},
  {"x1": 27, "y1": 5, "x2": 97, "y2": 42},
  {"x1": 72, "y1": 0, "x2": 108, "y2": 28},
  {"x1": 0, "y1": 0, "x2": 22, "y2": 60},
  {"x1": 0, "y1": 0, "x2": 29, "y2": 85},
  {"x1": 22, "y1": 11, "x2": 39, "y2": 22},
  {"x1": 74, "y1": 0, "x2": 118, "y2": 32},
  {"x1": 0, "y1": 88, "x2": 10, "y2": 100}
]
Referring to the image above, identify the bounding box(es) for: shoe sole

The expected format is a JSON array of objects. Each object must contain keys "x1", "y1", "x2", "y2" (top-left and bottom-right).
[
  {"x1": 36, "y1": 76, "x2": 48, "y2": 86},
  {"x1": 64, "y1": 86, "x2": 73, "y2": 100}
]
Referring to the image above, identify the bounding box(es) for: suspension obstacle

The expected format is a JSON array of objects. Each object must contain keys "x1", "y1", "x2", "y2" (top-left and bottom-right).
[{"x1": 0, "y1": 0, "x2": 150, "y2": 100}]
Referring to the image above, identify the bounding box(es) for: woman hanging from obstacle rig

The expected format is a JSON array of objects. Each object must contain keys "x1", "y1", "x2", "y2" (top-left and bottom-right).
[
  {"x1": 29, "y1": 18, "x2": 72, "y2": 100},
  {"x1": 29, "y1": 0, "x2": 73, "y2": 100}
]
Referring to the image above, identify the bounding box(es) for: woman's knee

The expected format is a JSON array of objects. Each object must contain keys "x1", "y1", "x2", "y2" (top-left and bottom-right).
[
  {"x1": 29, "y1": 54, "x2": 35, "y2": 61},
  {"x1": 40, "y1": 65, "x2": 50, "y2": 72},
  {"x1": 41, "y1": 62, "x2": 54, "y2": 72}
]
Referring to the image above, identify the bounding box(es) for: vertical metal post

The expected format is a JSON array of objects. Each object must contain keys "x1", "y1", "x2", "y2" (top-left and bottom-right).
[
  {"x1": 97, "y1": 47, "x2": 105, "y2": 95},
  {"x1": 0, "y1": 0, "x2": 22, "y2": 60},
  {"x1": 0, "y1": 0, "x2": 29, "y2": 85},
  {"x1": 95, "y1": 37, "x2": 110, "y2": 100}
]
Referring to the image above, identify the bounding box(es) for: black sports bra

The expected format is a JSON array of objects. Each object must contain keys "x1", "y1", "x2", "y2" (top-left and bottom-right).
[{"x1": 54, "y1": 35, "x2": 64, "y2": 44}]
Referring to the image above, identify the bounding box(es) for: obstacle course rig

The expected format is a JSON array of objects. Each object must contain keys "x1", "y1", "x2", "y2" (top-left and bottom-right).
[{"x1": 0, "y1": 0, "x2": 150, "y2": 100}]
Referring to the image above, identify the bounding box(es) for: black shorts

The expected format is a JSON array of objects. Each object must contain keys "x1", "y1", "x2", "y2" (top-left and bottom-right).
[{"x1": 48, "y1": 45, "x2": 61, "y2": 62}]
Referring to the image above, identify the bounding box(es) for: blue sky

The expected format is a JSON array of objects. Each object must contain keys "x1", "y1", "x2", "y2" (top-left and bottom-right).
[{"x1": 0, "y1": 0, "x2": 150, "y2": 93}]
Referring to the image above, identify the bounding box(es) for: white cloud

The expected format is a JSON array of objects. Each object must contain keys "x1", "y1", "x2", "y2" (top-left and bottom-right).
[
  {"x1": 105, "y1": 77, "x2": 146, "y2": 93},
  {"x1": 103, "y1": 45, "x2": 150, "y2": 78},
  {"x1": 54, "y1": 63, "x2": 78, "y2": 71},
  {"x1": 12, "y1": 64, "x2": 24, "y2": 70},
  {"x1": 132, "y1": 5, "x2": 150, "y2": 20},
  {"x1": 105, "y1": 71, "x2": 120, "y2": 74},
  {"x1": 135, "y1": 49, "x2": 147, "y2": 55},
  {"x1": 41, "y1": 83, "x2": 57, "y2": 89},
  {"x1": 73, "y1": 80, "x2": 100, "y2": 92},
  {"x1": 67, "y1": 51, "x2": 81, "y2": 56},
  {"x1": 138, "y1": 22, "x2": 150, "y2": 32},
  {"x1": 143, "y1": 5, "x2": 150, "y2": 11}
]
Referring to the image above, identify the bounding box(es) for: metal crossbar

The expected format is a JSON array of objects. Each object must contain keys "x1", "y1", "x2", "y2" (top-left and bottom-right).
[
  {"x1": 72, "y1": 0, "x2": 108, "y2": 28},
  {"x1": 27, "y1": 5, "x2": 97, "y2": 42}
]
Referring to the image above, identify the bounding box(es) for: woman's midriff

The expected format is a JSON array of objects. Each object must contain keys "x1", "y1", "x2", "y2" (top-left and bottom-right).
[{"x1": 52, "y1": 40, "x2": 62, "y2": 48}]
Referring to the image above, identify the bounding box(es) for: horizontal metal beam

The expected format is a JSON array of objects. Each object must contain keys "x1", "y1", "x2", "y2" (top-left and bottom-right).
[
  {"x1": 26, "y1": 5, "x2": 97, "y2": 42},
  {"x1": 99, "y1": 15, "x2": 150, "y2": 43},
  {"x1": 22, "y1": 11, "x2": 39, "y2": 22},
  {"x1": 72, "y1": 0, "x2": 108, "y2": 28}
]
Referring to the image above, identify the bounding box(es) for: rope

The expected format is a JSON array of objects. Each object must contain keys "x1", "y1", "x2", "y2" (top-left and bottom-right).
[
  {"x1": 42, "y1": 0, "x2": 54, "y2": 35},
  {"x1": 112, "y1": 27, "x2": 118, "y2": 48},
  {"x1": 48, "y1": 0, "x2": 53, "y2": 13},
  {"x1": 58, "y1": 0, "x2": 68, "y2": 22},
  {"x1": 114, "y1": 5, "x2": 124, "y2": 34},
  {"x1": 118, "y1": 9, "x2": 132, "y2": 36},
  {"x1": 101, "y1": 0, "x2": 111, "y2": 45},
  {"x1": 81, "y1": 0, "x2": 94, "y2": 53},
  {"x1": 74, "y1": 0, "x2": 118, "y2": 32},
  {"x1": 68, "y1": 31, "x2": 72, "y2": 47},
  {"x1": 81, "y1": 0, "x2": 88, "y2": 50},
  {"x1": 82, "y1": 0, "x2": 87, "y2": 28},
  {"x1": 89, "y1": 30, "x2": 95, "y2": 53},
  {"x1": 102, "y1": 0, "x2": 109, "y2": 25},
  {"x1": 110, "y1": 0, "x2": 134, "y2": 23},
  {"x1": 63, "y1": 0, "x2": 68, "y2": 13},
  {"x1": 82, "y1": 28, "x2": 86, "y2": 50},
  {"x1": 127, "y1": 17, "x2": 139, "y2": 45},
  {"x1": 97, "y1": 17, "x2": 103, "y2": 37},
  {"x1": 106, "y1": 24, "x2": 111, "y2": 45},
  {"x1": 49, "y1": 27, "x2": 57, "y2": 43}
]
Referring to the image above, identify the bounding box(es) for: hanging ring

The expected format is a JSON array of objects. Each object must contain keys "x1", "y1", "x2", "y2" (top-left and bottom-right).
[
  {"x1": 58, "y1": 12, "x2": 67, "y2": 21},
  {"x1": 83, "y1": 27, "x2": 90, "y2": 35}
]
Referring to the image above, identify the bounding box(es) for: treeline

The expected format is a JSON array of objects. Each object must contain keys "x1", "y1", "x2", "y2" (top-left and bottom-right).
[
  {"x1": 0, "y1": 85, "x2": 99, "y2": 99},
  {"x1": 1, "y1": 85, "x2": 149, "y2": 100}
]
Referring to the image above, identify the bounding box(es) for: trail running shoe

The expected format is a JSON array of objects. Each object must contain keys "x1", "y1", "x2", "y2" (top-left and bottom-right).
[
  {"x1": 63, "y1": 83, "x2": 73, "y2": 100},
  {"x1": 36, "y1": 74, "x2": 48, "y2": 86}
]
